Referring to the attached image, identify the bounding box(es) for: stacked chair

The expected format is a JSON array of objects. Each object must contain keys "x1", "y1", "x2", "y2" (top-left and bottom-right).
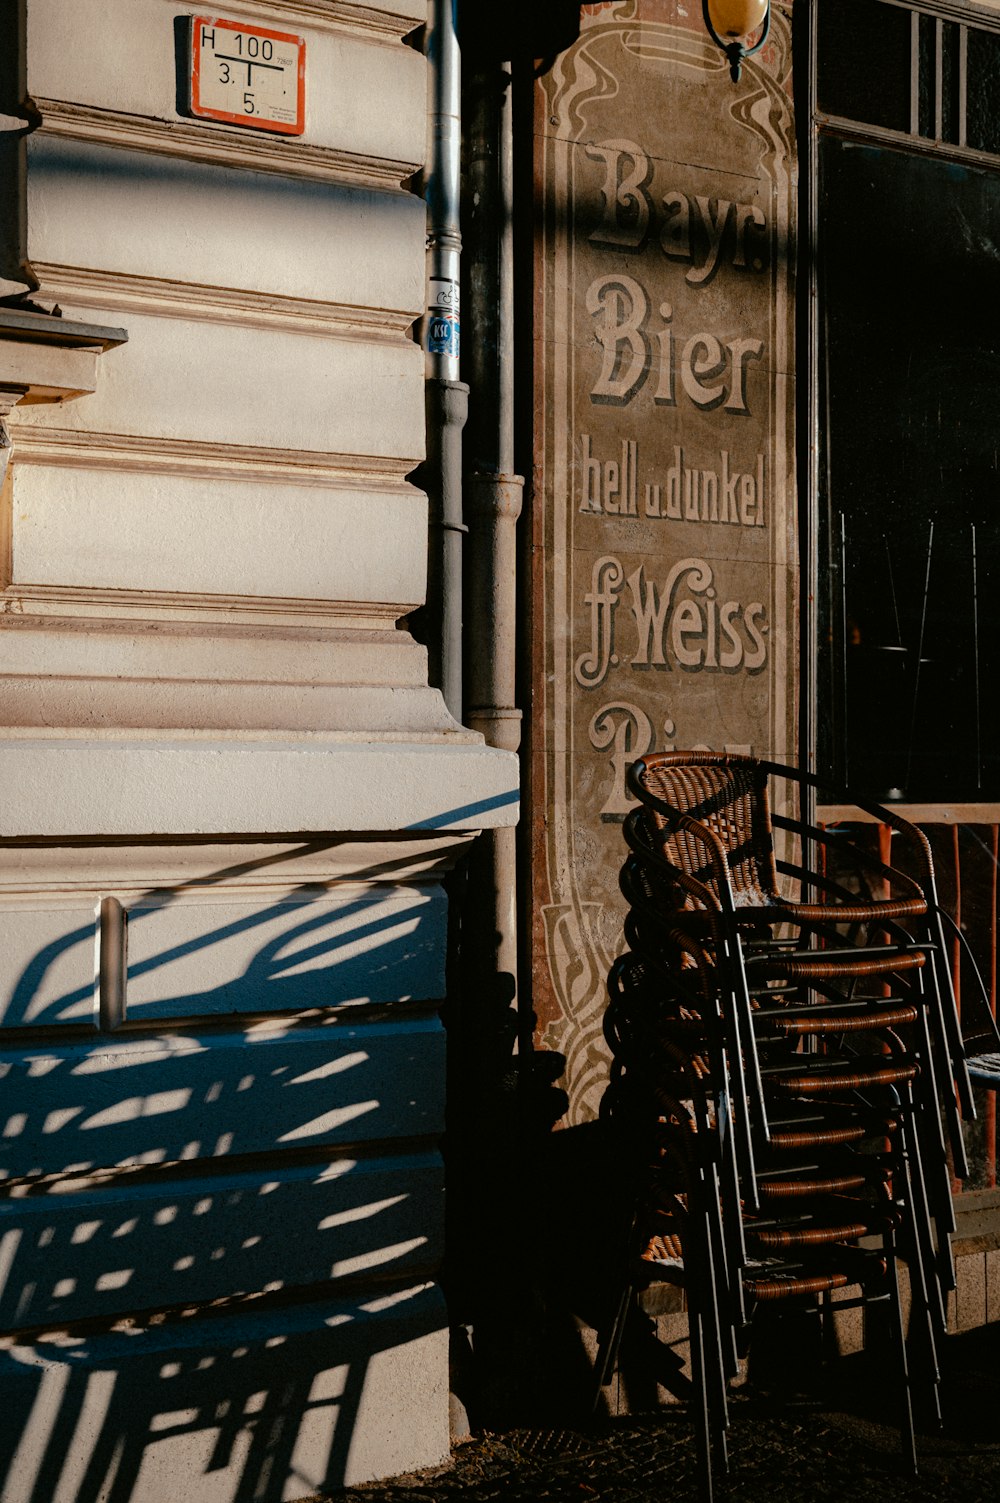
[{"x1": 595, "y1": 752, "x2": 988, "y2": 1501}]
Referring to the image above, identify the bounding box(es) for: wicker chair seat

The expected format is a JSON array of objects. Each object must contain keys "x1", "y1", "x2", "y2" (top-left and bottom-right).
[
  {"x1": 765, "y1": 1060, "x2": 918, "y2": 1095},
  {"x1": 756, "y1": 1171, "x2": 872, "y2": 1201},
  {"x1": 743, "y1": 1269, "x2": 852, "y2": 1301},
  {"x1": 763, "y1": 1003, "x2": 919, "y2": 1035}
]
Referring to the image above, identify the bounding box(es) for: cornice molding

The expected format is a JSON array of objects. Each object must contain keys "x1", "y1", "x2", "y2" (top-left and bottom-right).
[
  {"x1": 0, "y1": 838, "x2": 472, "y2": 896},
  {"x1": 33, "y1": 98, "x2": 420, "y2": 193},
  {"x1": 223, "y1": 0, "x2": 424, "y2": 45},
  {"x1": 0, "y1": 582, "x2": 406, "y2": 629},
  {"x1": 0, "y1": 736, "x2": 517, "y2": 842},
  {"x1": 9, "y1": 425, "x2": 419, "y2": 491},
  {"x1": 31, "y1": 264, "x2": 417, "y2": 345}
]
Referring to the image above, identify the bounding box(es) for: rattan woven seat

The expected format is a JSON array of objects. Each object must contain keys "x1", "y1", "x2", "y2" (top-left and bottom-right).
[{"x1": 756, "y1": 1171, "x2": 872, "y2": 1200}]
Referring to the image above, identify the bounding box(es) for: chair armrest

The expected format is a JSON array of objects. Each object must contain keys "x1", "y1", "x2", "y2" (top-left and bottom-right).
[{"x1": 758, "y1": 757, "x2": 936, "y2": 888}]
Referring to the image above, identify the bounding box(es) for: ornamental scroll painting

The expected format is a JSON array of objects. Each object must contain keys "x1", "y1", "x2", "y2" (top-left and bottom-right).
[{"x1": 531, "y1": 0, "x2": 797, "y2": 1123}]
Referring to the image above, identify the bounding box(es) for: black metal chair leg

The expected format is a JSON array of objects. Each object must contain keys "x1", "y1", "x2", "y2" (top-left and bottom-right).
[
  {"x1": 886, "y1": 1238, "x2": 919, "y2": 1477},
  {"x1": 593, "y1": 1277, "x2": 634, "y2": 1412},
  {"x1": 688, "y1": 1303, "x2": 715, "y2": 1503}
]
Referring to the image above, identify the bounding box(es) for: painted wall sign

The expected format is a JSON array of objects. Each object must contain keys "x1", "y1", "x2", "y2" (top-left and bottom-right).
[
  {"x1": 190, "y1": 16, "x2": 306, "y2": 135},
  {"x1": 530, "y1": 0, "x2": 797, "y2": 1123}
]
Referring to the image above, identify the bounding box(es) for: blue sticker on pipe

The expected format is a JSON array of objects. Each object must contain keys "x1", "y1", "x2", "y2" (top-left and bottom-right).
[{"x1": 427, "y1": 310, "x2": 460, "y2": 358}]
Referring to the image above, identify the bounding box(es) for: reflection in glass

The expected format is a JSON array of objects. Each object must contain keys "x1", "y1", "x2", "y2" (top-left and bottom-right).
[{"x1": 819, "y1": 140, "x2": 1000, "y2": 801}]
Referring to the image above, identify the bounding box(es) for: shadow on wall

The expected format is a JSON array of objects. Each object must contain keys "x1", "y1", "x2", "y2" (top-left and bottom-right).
[
  {"x1": 2, "y1": 1282, "x2": 447, "y2": 1503},
  {"x1": 0, "y1": 834, "x2": 472, "y2": 1502}
]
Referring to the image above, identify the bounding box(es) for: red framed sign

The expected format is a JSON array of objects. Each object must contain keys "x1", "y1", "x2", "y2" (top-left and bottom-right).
[{"x1": 190, "y1": 16, "x2": 305, "y2": 135}]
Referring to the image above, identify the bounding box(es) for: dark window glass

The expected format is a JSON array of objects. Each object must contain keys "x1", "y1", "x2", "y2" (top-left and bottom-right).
[
  {"x1": 818, "y1": 139, "x2": 1000, "y2": 801},
  {"x1": 918, "y1": 15, "x2": 933, "y2": 137},
  {"x1": 966, "y1": 27, "x2": 1000, "y2": 155},
  {"x1": 941, "y1": 21, "x2": 960, "y2": 143},
  {"x1": 818, "y1": 0, "x2": 911, "y2": 132}
]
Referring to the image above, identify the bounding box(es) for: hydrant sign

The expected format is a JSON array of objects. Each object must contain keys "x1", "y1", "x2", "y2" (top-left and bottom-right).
[{"x1": 190, "y1": 17, "x2": 305, "y2": 135}]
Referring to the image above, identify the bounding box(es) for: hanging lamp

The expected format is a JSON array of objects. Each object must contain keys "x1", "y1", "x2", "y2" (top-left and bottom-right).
[{"x1": 702, "y1": 0, "x2": 770, "y2": 82}]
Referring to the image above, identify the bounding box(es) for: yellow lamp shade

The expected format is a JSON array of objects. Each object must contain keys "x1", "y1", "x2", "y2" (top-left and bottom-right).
[{"x1": 706, "y1": 0, "x2": 768, "y2": 40}]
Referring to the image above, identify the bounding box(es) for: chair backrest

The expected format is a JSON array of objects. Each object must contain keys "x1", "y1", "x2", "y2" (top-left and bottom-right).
[{"x1": 628, "y1": 752, "x2": 781, "y2": 909}]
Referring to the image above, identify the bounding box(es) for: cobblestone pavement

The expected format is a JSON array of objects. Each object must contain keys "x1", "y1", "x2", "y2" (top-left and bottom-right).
[{"x1": 308, "y1": 1325, "x2": 1000, "y2": 1503}]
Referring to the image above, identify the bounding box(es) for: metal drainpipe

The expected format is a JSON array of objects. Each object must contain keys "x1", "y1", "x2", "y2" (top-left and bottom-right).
[
  {"x1": 464, "y1": 55, "x2": 523, "y2": 1027},
  {"x1": 423, "y1": 0, "x2": 468, "y2": 721}
]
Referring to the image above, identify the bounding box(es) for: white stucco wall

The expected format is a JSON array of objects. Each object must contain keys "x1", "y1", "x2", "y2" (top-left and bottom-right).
[{"x1": 0, "y1": 4, "x2": 516, "y2": 1499}]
